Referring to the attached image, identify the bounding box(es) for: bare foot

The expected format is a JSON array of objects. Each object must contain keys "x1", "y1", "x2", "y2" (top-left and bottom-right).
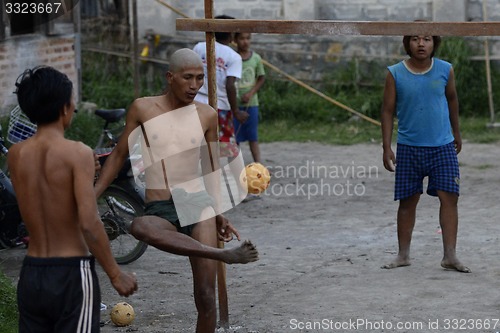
[
  {"x1": 381, "y1": 257, "x2": 411, "y2": 269},
  {"x1": 441, "y1": 259, "x2": 471, "y2": 273},
  {"x1": 223, "y1": 240, "x2": 259, "y2": 264}
]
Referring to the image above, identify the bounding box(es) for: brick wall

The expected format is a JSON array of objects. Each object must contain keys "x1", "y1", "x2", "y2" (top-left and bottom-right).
[{"x1": 0, "y1": 34, "x2": 78, "y2": 115}]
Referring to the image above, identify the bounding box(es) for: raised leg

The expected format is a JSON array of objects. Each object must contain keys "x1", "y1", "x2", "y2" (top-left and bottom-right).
[{"x1": 130, "y1": 215, "x2": 258, "y2": 264}]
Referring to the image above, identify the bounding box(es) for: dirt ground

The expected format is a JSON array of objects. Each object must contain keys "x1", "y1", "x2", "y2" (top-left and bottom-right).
[{"x1": 1, "y1": 140, "x2": 500, "y2": 333}]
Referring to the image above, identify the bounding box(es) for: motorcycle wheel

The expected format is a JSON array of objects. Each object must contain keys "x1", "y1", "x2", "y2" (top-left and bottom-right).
[{"x1": 98, "y1": 187, "x2": 148, "y2": 264}]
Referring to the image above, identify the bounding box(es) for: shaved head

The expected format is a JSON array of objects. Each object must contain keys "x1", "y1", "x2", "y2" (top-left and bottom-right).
[{"x1": 169, "y1": 48, "x2": 203, "y2": 73}]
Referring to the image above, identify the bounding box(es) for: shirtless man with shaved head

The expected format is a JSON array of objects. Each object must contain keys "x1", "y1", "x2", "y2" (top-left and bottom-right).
[{"x1": 95, "y1": 48, "x2": 258, "y2": 333}]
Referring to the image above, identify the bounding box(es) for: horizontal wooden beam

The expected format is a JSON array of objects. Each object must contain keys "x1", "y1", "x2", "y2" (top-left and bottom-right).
[{"x1": 176, "y1": 19, "x2": 500, "y2": 36}]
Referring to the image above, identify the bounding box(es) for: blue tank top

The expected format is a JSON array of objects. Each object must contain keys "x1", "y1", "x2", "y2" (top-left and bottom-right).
[{"x1": 388, "y1": 58, "x2": 455, "y2": 147}]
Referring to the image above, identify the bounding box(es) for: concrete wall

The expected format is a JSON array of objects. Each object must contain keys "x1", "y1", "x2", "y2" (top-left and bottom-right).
[
  {"x1": 138, "y1": 0, "x2": 497, "y2": 37},
  {"x1": 0, "y1": 35, "x2": 78, "y2": 113},
  {"x1": 136, "y1": 0, "x2": 500, "y2": 84},
  {"x1": 138, "y1": 0, "x2": 500, "y2": 69}
]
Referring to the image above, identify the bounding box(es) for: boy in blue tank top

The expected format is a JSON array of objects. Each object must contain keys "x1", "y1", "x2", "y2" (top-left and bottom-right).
[{"x1": 381, "y1": 33, "x2": 470, "y2": 273}]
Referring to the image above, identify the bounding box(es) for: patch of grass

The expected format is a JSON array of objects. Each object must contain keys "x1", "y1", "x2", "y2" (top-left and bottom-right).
[
  {"x1": 259, "y1": 119, "x2": 381, "y2": 145},
  {"x1": 473, "y1": 164, "x2": 495, "y2": 170},
  {"x1": 2, "y1": 113, "x2": 498, "y2": 149},
  {"x1": 259, "y1": 117, "x2": 500, "y2": 145},
  {"x1": 459, "y1": 117, "x2": 500, "y2": 143},
  {"x1": 259, "y1": 74, "x2": 384, "y2": 124},
  {"x1": 0, "y1": 270, "x2": 18, "y2": 333}
]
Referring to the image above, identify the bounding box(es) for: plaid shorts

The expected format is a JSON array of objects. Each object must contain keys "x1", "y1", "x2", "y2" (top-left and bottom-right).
[{"x1": 394, "y1": 142, "x2": 460, "y2": 201}]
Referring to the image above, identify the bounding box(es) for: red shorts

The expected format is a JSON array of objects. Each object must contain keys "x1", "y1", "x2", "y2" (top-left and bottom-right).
[{"x1": 218, "y1": 109, "x2": 239, "y2": 158}]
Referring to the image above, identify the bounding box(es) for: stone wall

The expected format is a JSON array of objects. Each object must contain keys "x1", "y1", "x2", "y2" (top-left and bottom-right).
[
  {"x1": 139, "y1": 0, "x2": 500, "y2": 36},
  {"x1": 135, "y1": 0, "x2": 500, "y2": 83}
]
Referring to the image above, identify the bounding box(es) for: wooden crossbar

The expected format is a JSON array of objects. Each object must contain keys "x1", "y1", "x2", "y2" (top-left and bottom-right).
[{"x1": 177, "y1": 19, "x2": 500, "y2": 36}]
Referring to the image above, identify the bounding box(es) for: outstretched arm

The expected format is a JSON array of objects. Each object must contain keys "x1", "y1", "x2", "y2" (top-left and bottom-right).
[
  {"x1": 446, "y1": 68, "x2": 461, "y2": 153},
  {"x1": 381, "y1": 71, "x2": 397, "y2": 172},
  {"x1": 74, "y1": 145, "x2": 137, "y2": 296},
  {"x1": 94, "y1": 100, "x2": 141, "y2": 197}
]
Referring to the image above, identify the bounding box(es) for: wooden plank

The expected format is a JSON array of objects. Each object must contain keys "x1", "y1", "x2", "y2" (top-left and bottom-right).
[
  {"x1": 132, "y1": 0, "x2": 140, "y2": 98},
  {"x1": 483, "y1": 0, "x2": 496, "y2": 125},
  {"x1": 204, "y1": 20, "x2": 217, "y2": 110},
  {"x1": 177, "y1": 19, "x2": 500, "y2": 36},
  {"x1": 202, "y1": 0, "x2": 229, "y2": 328}
]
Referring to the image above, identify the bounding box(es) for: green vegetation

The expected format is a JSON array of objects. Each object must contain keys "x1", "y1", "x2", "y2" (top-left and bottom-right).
[
  {"x1": 65, "y1": 108, "x2": 124, "y2": 148},
  {"x1": 81, "y1": 50, "x2": 167, "y2": 109},
  {"x1": 259, "y1": 37, "x2": 500, "y2": 124},
  {"x1": 72, "y1": 42, "x2": 500, "y2": 146},
  {"x1": 60, "y1": 104, "x2": 500, "y2": 148},
  {"x1": 258, "y1": 117, "x2": 500, "y2": 145},
  {"x1": 439, "y1": 37, "x2": 500, "y2": 118},
  {"x1": 258, "y1": 119, "x2": 381, "y2": 145},
  {"x1": 5, "y1": 38, "x2": 500, "y2": 148},
  {"x1": 0, "y1": 270, "x2": 18, "y2": 333},
  {"x1": 254, "y1": 36, "x2": 500, "y2": 145},
  {"x1": 258, "y1": 63, "x2": 385, "y2": 124}
]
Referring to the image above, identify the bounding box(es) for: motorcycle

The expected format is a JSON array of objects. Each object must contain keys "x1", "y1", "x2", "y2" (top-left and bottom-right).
[
  {"x1": 0, "y1": 143, "x2": 28, "y2": 249},
  {"x1": 0, "y1": 107, "x2": 148, "y2": 265}
]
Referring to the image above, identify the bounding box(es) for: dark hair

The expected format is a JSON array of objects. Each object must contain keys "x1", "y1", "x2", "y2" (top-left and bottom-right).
[
  {"x1": 14, "y1": 66, "x2": 73, "y2": 125},
  {"x1": 234, "y1": 32, "x2": 249, "y2": 40},
  {"x1": 402, "y1": 35, "x2": 441, "y2": 58},
  {"x1": 214, "y1": 15, "x2": 234, "y2": 42}
]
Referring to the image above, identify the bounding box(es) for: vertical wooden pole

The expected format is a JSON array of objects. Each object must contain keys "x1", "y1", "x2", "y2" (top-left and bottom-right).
[
  {"x1": 73, "y1": 1, "x2": 82, "y2": 104},
  {"x1": 203, "y1": 0, "x2": 229, "y2": 329},
  {"x1": 0, "y1": 0, "x2": 5, "y2": 41},
  {"x1": 205, "y1": 1, "x2": 218, "y2": 111},
  {"x1": 132, "y1": 0, "x2": 140, "y2": 98},
  {"x1": 483, "y1": 0, "x2": 495, "y2": 124}
]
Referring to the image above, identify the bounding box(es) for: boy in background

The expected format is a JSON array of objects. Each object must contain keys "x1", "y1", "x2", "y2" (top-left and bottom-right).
[
  {"x1": 233, "y1": 32, "x2": 266, "y2": 164},
  {"x1": 193, "y1": 15, "x2": 247, "y2": 159}
]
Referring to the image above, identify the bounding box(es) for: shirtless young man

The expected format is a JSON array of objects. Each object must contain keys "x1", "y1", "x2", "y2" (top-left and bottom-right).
[
  {"x1": 10, "y1": 66, "x2": 138, "y2": 332},
  {"x1": 94, "y1": 48, "x2": 258, "y2": 333}
]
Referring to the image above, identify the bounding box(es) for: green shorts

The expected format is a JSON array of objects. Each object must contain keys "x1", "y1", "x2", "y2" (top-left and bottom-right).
[{"x1": 144, "y1": 190, "x2": 215, "y2": 236}]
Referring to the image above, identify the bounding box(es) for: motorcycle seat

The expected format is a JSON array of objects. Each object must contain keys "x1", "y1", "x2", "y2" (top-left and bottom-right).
[{"x1": 95, "y1": 109, "x2": 126, "y2": 123}]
